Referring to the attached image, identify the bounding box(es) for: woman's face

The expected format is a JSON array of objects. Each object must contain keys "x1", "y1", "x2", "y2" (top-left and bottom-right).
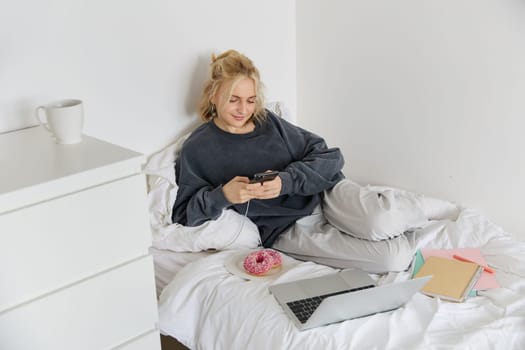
[{"x1": 213, "y1": 77, "x2": 256, "y2": 134}]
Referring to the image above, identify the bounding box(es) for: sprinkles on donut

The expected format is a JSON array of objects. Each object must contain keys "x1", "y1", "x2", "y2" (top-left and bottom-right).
[
  {"x1": 263, "y1": 249, "x2": 282, "y2": 268},
  {"x1": 243, "y1": 249, "x2": 281, "y2": 276}
]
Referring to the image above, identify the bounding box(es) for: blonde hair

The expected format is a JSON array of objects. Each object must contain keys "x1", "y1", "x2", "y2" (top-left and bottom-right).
[{"x1": 198, "y1": 49, "x2": 266, "y2": 123}]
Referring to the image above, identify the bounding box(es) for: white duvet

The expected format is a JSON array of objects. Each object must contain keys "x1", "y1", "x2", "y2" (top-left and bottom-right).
[{"x1": 158, "y1": 208, "x2": 525, "y2": 350}]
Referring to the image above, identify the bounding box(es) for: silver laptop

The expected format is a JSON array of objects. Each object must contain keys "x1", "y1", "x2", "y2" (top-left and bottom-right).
[{"x1": 269, "y1": 269, "x2": 431, "y2": 330}]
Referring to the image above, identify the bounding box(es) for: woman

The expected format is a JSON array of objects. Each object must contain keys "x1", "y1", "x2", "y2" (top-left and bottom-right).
[{"x1": 172, "y1": 49, "x2": 438, "y2": 273}]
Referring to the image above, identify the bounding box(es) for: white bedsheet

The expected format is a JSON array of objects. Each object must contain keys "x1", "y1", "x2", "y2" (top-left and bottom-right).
[
  {"x1": 149, "y1": 247, "x2": 213, "y2": 297},
  {"x1": 158, "y1": 208, "x2": 525, "y2": 350}
]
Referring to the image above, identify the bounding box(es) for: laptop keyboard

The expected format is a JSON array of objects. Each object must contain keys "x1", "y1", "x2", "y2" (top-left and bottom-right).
[{"x1": 286, "y1": 284, "x2": 375, "y2": 324}]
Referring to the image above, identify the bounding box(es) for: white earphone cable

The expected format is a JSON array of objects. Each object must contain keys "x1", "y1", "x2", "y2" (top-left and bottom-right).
[{"x1": 221, "y1": 199, "x2": 262, "y2": 249}]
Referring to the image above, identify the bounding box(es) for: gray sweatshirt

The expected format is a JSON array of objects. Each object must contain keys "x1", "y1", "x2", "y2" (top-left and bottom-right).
[{"x1": 172, "y1": 110, "x2": 345, "y2": 247}]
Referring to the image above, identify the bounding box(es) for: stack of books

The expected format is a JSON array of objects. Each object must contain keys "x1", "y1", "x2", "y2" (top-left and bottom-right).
[{"x1": 412, "y1": 248, "x2": 499, "y2": 302}]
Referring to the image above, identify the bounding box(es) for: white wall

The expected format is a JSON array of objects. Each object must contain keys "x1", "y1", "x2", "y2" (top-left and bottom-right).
[
  {"x1": 3, "y1": 0, "x2": 523, "y2": 238},
  {"x1": 0, "y1": 0, "x2": 296, "y2": 155},
  {"x1": 297, "y1": 0, "x2": 525, "y2": 238}
]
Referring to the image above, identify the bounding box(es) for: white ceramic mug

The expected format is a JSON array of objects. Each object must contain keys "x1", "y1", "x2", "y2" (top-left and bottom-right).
[{"x1": 35, "y1": 99, "x2": 84, "y2": 144}]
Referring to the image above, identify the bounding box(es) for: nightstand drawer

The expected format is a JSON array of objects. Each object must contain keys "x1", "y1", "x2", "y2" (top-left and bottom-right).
[
  {"x1": 0, "y1": 174, "x2": 151, "y2": 312},
  {"x1": 0, "y1": 256, "x2": 158, "y2": 350}
]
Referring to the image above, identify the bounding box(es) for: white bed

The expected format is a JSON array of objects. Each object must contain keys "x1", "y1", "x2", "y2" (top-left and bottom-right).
[
  {"x1": 146, "y1": 105, "x2": 525, "y2": 350},
  {"x1": 155, "y1": 207, "x2": 525, "y2": 350}
]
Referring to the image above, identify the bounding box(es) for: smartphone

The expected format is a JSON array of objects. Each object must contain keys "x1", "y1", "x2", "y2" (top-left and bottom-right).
[{"x1": 250, "y1": 170, "x2": 279, "y2": 183}]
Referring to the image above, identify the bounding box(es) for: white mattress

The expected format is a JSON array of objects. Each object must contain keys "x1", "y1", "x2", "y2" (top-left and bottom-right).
[{"x1": 156, "y1": 208, "x2": 525, "y2": 350}]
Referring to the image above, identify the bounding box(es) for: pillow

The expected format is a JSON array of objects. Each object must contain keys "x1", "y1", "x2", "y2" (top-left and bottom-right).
[{"x1": 151, "y1": 209, "x2": 261, "y2": 252}]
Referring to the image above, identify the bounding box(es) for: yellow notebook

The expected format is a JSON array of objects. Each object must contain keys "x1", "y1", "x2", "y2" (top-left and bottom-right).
[{"x1": 414, "y1": 255, "x2": 483, "y2": 302}]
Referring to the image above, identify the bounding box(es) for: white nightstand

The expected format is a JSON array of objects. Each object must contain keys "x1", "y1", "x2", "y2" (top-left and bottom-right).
[{"x1": 0, "y1": 127, "x2": 161, "y2": 349}]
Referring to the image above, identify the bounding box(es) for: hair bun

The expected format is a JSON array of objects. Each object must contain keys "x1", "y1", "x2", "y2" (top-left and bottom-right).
[{"x1": 199, "y1": 49, "x2": 265, "y2": 122}]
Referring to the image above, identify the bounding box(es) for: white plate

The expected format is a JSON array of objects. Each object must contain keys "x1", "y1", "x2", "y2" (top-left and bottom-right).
[{"x1": 224, "y1": 250, "x2": 292, "y2": 281}]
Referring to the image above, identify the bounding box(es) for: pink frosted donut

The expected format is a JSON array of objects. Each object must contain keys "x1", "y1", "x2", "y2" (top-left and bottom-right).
[
  {"x1": 243, "y1": 250, "x2": 273, "y2": 276},
  {"x1": 264, "y1": 249, "x2": 282, "y2": 268}
]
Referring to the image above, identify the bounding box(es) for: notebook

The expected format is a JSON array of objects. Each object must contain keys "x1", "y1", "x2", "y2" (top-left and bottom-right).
[
  {"x1": 269, "y1": 269, "x2": 431, "y2": 331},
  {"x1": 415, "y1": 248, "x2": 500, "y2": 292},
  {"x1": 413, "y1": 255, "x2": 483, "y2": 302}
]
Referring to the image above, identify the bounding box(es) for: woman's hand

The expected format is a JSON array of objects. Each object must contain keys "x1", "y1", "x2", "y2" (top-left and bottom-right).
[
  {"x1": 222, "y1": 176, "x2": 259, "y2": 204},
  {"x1": 247, "y1": 175, "x2": 282, "y2": 200},
  {"x1": 222, "y1": 174, "x2": 282, "y2": 204}
]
